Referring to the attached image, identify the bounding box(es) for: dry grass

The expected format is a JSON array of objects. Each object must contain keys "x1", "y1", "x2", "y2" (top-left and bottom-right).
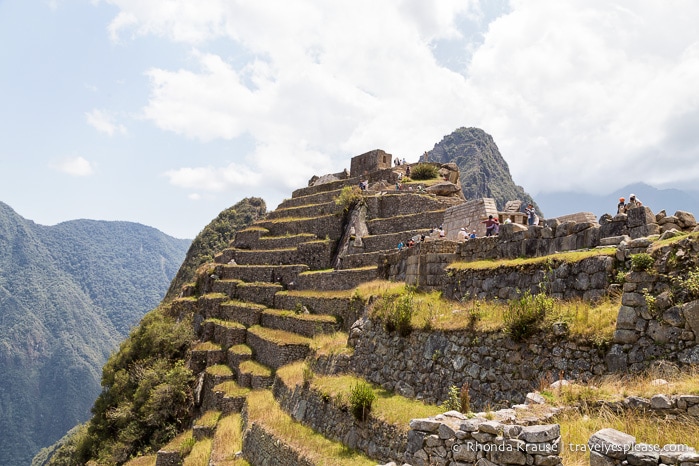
[
  {"x1": 238, "y1": 360, "x2": 272, "y2": 377},
  {"x1": 229, "y1": 344, "x2": 252, "y2": 356},
  {"x1": 206, "y1": 364, "x2": 233, "y2": 377},
  {"x1": 195, "y1": 411, "x2": 222, "y2": 429},
  {"x1": 309, "y1": 332, "x2": 352, "y2": 357},
  {"x1": 182, "y1": 438, "x2": 212, "y2": 466},
  {"x1": 248, "y1": 325, "x2": 311, "y2": 346},
  {"x1": 192, "y1": 341, "x2": 222, "y2": 352},
  {"x1": 122, "y1": 455, "x2": 157, "y2": 466},
  {"x1": 213, "y1": 380, "x2": 250, "y2": 398},
  {"x1": 447, "y1": 248, "x2": 616, "y2": 271},
  {"x1": 276, "y1": 361, "x2": 306, "y2": 388},
  {"x1": 369, "y1": 289, "x2": 618, "y2": 345},
  {"x1": 245, "y1": 390, "x2": 375, "y2": 466},
  {"x1": 205, "y1": 318, "x2": 246, "y2": 329},
  {"x1": 354, "y1": 279, "x2": 406, "y2": 300},
  {"x1": 263, "y1": 309, "x2": 337, "y2": 323},
  {"x1": 162, "y1": 430, "x2": 194, "y2": 454},
  {"x1": 210, "y1": 414, "x2": 250, "y2": 466},
  {"x1": 558, "y1": 406, "x2": 699, "y2": 466}
]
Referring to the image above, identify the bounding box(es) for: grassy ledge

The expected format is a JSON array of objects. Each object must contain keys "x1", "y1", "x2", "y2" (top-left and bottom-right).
[
  {"x1": 206, "y1": 364, "x2": 234, "y2": 377},
  {"x1": 245, "y1": 390, "x2": 375, "y2": 466},
  {"x1": 238, "y1": 360, "x2": 273, "y2": 378},
  {"x1": 210, "y1": 414, "x2": 250, "y2": 466},
  {"x1": 247, "y1": 325, "x2": 311, "y2": 346},
  {"x1": 309, "y1": 332, "x2": 353, "y2": 357},
  {"x1": 447, "y1": 248, "x2": 617, "y2": 271}
]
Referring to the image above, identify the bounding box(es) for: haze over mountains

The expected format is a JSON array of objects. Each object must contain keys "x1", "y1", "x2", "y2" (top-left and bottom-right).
[{"x1": 0, "y1": 201, "x2": 190, "y2": 466}]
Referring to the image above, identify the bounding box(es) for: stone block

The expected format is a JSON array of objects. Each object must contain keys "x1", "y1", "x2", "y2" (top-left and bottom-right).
[
  {"x1": 588, "y1": 428, "x2": 636, "y2": 459},
  {"x1": 682, "y1": 300, "x2": 699, "y2": 341},
  {"x1": 519, "y1": 425, "x2": 560, "y2": 443},
  {"x1": 628, "y1": 443, "x2": 660, "y2": 466}
]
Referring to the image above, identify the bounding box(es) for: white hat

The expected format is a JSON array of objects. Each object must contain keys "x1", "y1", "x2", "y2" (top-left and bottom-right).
[{"x1": 460, "y1": 227, "x2": 465, "y2": 230}]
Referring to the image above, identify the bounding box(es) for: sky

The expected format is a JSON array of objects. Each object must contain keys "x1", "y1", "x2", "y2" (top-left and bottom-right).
[{"x1": 1, "y1": 0, "x2": 698, "y2": 239}]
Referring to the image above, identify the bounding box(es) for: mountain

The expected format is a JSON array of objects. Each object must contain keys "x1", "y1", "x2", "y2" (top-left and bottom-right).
[
  {"x1": 32, "y1": 197, "x2": 266, "y2": 466},
  {"x1": 427, "y1": 127, "x2": 540, "y2": 214},
  {"x1": 535, "y1": 182, "x2": 699, "y2": 221},
  {"x1": 0, "y1": 201, "x2": 190, "y2": 466}
]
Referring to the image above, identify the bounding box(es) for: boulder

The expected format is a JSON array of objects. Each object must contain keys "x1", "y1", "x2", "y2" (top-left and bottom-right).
[{"x1": 425, "y1": 181, "x2": 461, "y2": 196}]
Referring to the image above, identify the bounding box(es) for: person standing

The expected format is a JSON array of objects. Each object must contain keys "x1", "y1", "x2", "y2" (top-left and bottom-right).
[
  {"x1": 525, "y1": 204, "x2": 536, "y2": 226},
  {"x1": 482, "y1": 215, "x2": 499, "y2": 236},
  {"x1": 617, "y1": 197, "x2": 626, "y2": 214}
]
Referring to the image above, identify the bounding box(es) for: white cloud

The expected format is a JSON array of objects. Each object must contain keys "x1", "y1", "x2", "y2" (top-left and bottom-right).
[
  {"x1": 105, "y1": 0, "x2": 699, "y2": 197},
  {"x1": 86, "y1": 109, "x2": 127, "y2": 136},
  {"x1": 50, "y1": 156, "x2": 95, "y2": 177}
]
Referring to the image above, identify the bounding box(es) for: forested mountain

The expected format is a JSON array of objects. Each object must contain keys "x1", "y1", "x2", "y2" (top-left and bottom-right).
[{"x1": 0, "y1": 201, "x2": 190, "y2": 466}]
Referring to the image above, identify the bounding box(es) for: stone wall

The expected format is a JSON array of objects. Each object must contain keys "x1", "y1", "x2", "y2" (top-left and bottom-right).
[
  {"x1": 444, "y1": 255, "x2": 615, "y2": 302},
  {"x1": 241, "y1": 422, "x2": 314, "y2": 466},
  {"x1": 350, "y1": 149, "x2": 393, "y2": 177},
  {"x1": 406, "y1": 413, "x2": 562, "y2": 466},
  {"x1": 245, "y1": 330, "x2": 309, "y2": 370},
  {"x1": 348, "y1": 320, "x2": 607, "y2": 409},
  {"x1": 258, "y1": 214, "x2": 345, "y2": 239},
  {"x1": 442, "y1": 198, "x2": 499, "y2": 240},
  {"x1": 274, "y1": 293, "x2": 363, "y2": 332},
  {"x1": 364, "y1": 193, "x2": 456, "y2": 221},
  {"x1": 272, "y1": 377, "x2": 407, "y2": 464},
  {"x1": 296, "y1": 267, "x2": 378, "y2": 291},
  {"x1": 606, "y1": 234, "x2": 699, "y2": 372},
  {"x1": 367, "y1": 210, "x2": 446, "y2": 236},
  {"x1": 588, "y1": 428, "x2": 698, "y2": 466}
]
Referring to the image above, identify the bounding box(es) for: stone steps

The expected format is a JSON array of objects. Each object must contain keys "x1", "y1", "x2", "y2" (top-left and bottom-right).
[
  {"x1": 232, "y1": 226, "x2": 269, "y2": 249},
  {"x1": 218, "y1": 240, "x2": 336, "y2": 270},
  {"x1": 256, "y1": 233, "x2": 318, "y2": 249},
  {"x1": 273, "y1": 291, "x2": 363, "y2": 332},
  {"x1": 218, "y1": 300, "x2": 266, "y2": 327},
  {"x1": 340, "y1": 250, "x2": 384, "y2": 269},
  {"x1": 241, "y1": 390, "x2": 375, "y2": 466},
  {"x1": 199, "y1": 318, "x2": 247, "y2": 349},
  {"x1": 266, "y1": 199, "x2": 339, "y2": 220},
  {"x1": 236, "y1": 359, "x2": 274, "y2": 389},
  {"x1": 201, "y1": 364, "x2": 236, "y2": 411},
  {"x1": 256, "y1": 214, "x2": 344, "y2": 239},
  {"x1": 366, "y1": 209, "x2": 446, "y2": 235},
  {"x1": 189, "y1": 342, "x2": 226, "y2": 374},
  {"x1": 215, "y1": 263, "x2": 309, "y2": 286},
  {"x1": 363, "y1": 192, "x2": 459, "y2": 220},
  {"x1": 260, "y1": 309, "x2": 339, "y2": 338},
  {"x1": 226, "y1": 343, "x2": 253, "y2": 368},
  {"x1": 211, "y1": 381, "x2": 250, "y2": 414},
  {"x1": 235, "y1": 282, "x2": 284, "y2": 307},
  {"x1": 209, "y1": 278, "x2": 241, "y2": 298},
  {"x1": 276, "y1": 188, "x2": 345, "y2": 210},
  {"x1": 246, "y1": 325, "x2": 311, "y2": 370},
  {"x1": 290, "y1": 176, "x2": 362, "y2": 199},
  {"x1": 296, "y1": 266, "x2": 378, "y2": 291}
]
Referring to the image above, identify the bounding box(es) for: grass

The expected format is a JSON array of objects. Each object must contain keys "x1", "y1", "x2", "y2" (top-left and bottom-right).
[
  {"x1": 558, "y1": 406, "x2": 699, "y2": 466},
  {"x1": 447, "y1": 248, "x2": 617, "y2": 271},
  {"x1": 248, "y1": 325, "x2": 311, "y2": 346},
  {"x1": 368, "y1": 288, "x2": 619, "y2": 345},
  {"x1": 265, "y1": 214, "x2": 336, "y2": 224},
  {"x1": 162, "y1": 429, "x2": 194, "y2": 455},
  {"x1": 221, "y1": 299, "x2": 266, "y2": 309},
  {"x1": 259, "y1": 233, "x2": 316, "y2": 240},
  {"x1": 245, "y1": 390, "x2": 375, "y2": 466},
  {"x1": 204, "y1": 318, "x2": 246, "y2": 329},
  {"x1": 182, "y1": 438, "x2": 212, "y2": 466},
  {"x1": 309, "y1": 332, "x2": 352, "y2": 357},
  {"x1": 192, "y1": 341, "x2": 222, "y2": 352},
  {"x1": 229, "y1": 344, "x2": 253, "y2": 356},
  {"x1": 263, "y1": 309, "x2": 337, "y2": 323},
  {"x1": 649, "y1": 231, "x2": 697, "y2": 251},
  {"x1": 238, "y1": 360, "x2": 273, "y2": 378},
  {"x1": 122, "y1": 456, "x2": 157, "y2": 466},
  {"x1": 210, "y1": 414, "x2": 250, "y2": 466},
  {"x1": 206, "y1": 364, "x2": 234, "y2": 377},
  {"x1": 194, "y1": 410, "x2": 221, "y2": 429},
  {"x1": 214, "y1": 380, "x2": 251, "y2": 398},
  {"x1": 277, "y1": 362, "x2": 442, "y2": 429}
]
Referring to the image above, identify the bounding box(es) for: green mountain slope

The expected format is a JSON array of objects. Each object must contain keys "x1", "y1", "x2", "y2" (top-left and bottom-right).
[
  {"x1": 34, "y1": 197, "x2": 266, "y2": 466},
  {"x1": 0, "y1": 201, "x2": 190, "y2": 466},
  {"x1": 428, "y1": 127, "x2": 540, "y2": 214}
]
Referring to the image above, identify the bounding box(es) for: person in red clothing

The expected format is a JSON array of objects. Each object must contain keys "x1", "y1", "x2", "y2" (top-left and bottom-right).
[{"x1": 482, "y1": 215, "x2": 499, "y2": 236}]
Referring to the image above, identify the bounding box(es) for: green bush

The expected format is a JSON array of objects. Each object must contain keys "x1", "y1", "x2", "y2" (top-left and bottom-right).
[
  {"x1": 385, "y1": 292, "x2": 413, "y2": 337},
  {"x1": 631, "y1": 253, "x2": 655, "y2": 272},
  {"x1": 503, "y1": 291, "x2": 553, "y2": 341},
  {"x1": 409, "y1": 164, "x2": 439, "y2": 180},
  {"x1": 335, "y1": 186, "x2": 363, "y2": 213},
  {"x1": 349, "y1": 381, "x2": 376, "y2": 421}
]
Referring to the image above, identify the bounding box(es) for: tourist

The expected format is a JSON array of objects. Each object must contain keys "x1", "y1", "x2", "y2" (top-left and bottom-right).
[
  {"x1": 438, "y1": 225, "x2": 446, "y2": 238},
  {"x1": 617, "y1": 197, "x2": 626, "y2": 214},
  {"x1": 457, "y1": 227, "x2": 468, "y2": 242},
  {"x1": 525, "y1": 204, "x2": 537, "y2": 226},
  {"x1": 469, "y1": 230, "x2": 477, "y2": 239},
  {"x1": 406, "y1": 165, "x2": 411, "y2": 178},
  {"x1": 482, "y1": 215, "x2": 499, "y2": 236},
  {"x1": 397, "y1": 241, "x2": 404, "y2": 250},
  {"x1": 626, "y1": 193, "x2": 643, "y2": 210}
]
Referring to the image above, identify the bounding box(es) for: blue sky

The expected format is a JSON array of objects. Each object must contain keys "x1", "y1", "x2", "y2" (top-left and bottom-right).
[{"x1": 1, "y1": 0, "x2": 698, "y2": 239}]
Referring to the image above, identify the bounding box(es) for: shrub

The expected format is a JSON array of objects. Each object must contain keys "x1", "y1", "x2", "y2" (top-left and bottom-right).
[
  {"x1": 349, "y1": 381, "x2": 376, "y2": 421},
  {"x1": 335, "y1": 186, "x2": 363, "y2": 213},
  {"x1": 503, "y1": 291, "x2": 553, "y2": 341},
  {"x1": 671, "y1": 266, "x2": 699, "y2": 303},
  {"x1": 442, "y1": 385, "x2": 461, "y2": 412},
  {"x1": 410, "y1": 164, "x2": 439, "y2": 180},
  {"x1": 386, "y1": 292, "x2": 413, "y2": 337},
  {"x1": 631, "y1": 253, "x2": 655, "y2": 272}
]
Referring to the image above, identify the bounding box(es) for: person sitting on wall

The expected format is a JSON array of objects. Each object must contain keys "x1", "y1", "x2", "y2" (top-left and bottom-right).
[
  {"x1": 626, "y1": 193, "x2": 643, "y2": 210},
  {"x1": 408, "y1": 239, "x2": 415, "y2": 247},
  {"x1": 482, "y1": 215, "x2": 499, "y2": 236},
  {"x1": 617, "y1": 197, "x2": 626, "y2": 214},
  {"x1": 469, "y1": 229, "x2": 477, "y2": 239},
  {"x1": 438, "y1": 225, "x2": 446, "y2": 238},
  {"x1": 457, "y1": 227, "x2": 468, "y2": 242},
  {"x1": 397, "y1": 241, "x2": 404, "y2": 250}
]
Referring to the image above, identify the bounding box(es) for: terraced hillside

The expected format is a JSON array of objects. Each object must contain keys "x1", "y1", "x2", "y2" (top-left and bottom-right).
[{"x1": 49, "y1": 151, "x2": 699, "y2": 466}]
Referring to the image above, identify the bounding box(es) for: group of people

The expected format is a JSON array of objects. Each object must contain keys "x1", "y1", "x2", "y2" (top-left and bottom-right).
[
  {"x1": 457, "y1": 227, "x2": 478, "y2": 242},
  {"x1": 394, "y1": 157, "x2": 408, "y2": 166},
  {"x1": 617, "y1": 193, "x2": 643, "y2": 214}
]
